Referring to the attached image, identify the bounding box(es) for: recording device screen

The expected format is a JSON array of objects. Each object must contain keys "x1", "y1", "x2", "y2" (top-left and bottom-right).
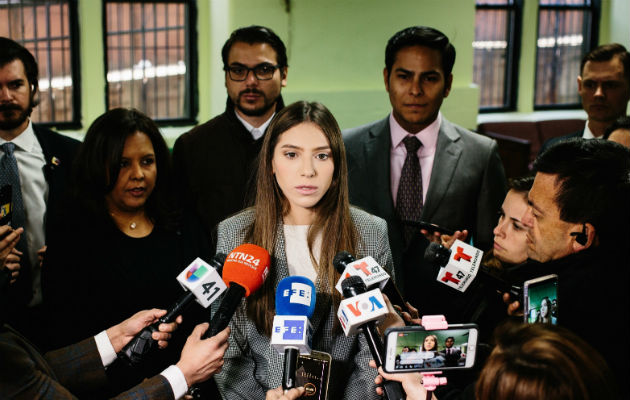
[
  {"x1": 384, "y1": 325, "x2": 477, "y2": 372},
  {"x1": 523, "y1": 274, "x2": 558, "y2": 325}
]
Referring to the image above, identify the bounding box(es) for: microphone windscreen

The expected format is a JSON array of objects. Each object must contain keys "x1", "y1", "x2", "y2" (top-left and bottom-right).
[
  {"x1": 333, "y1": 251, "x2": 355, "y2": 273},
  {"x1": 341, "y1": 275, "x2": 367, "y2": 298},
  {"x1": 275, "y1": 276, "x2": 316, "y2": 318},
  {"x1": 424, "y1": 242, "x2": 450, "y2": 267},
  {"x1": 223, "y1": 243, "x2": 271, "y2": 296}
]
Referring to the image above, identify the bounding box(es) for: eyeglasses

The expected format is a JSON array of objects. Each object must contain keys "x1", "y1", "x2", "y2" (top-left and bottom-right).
[{"x1": 224, "y1": 63, "x2": 282, "y2": 81}]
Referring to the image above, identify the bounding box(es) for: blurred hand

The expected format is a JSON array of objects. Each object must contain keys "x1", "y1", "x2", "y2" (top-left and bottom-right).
[
  {"x1": 37, "y1": 245, "x2": 47, "y2": 268},
  {"x1": 265, "y1": 386, "x2": 305, "y2": 400},
  {"x1": 393, "y1": 302, "x2": 422, "y2": 326},
  {"x1": 377, "y1": 294, "x2": 406, "y2": 336},
  {"x1": 439, "y1": 230, "x2": 468, "y2": 249},
  {"x1": 5, "y1": 247, "x2": 22, "y2": 284},
  {"x1": 503, "y1": 293, "x2": 523, "y2": 317},
  {"x1": 106, "y1": 309, "x2": 181, "y2": 353},
  {"x1": 369, "y1": 360, "x2": 427, "y2": 400},
  {"x1": 176, "y1": 323, "x2": 230, "y2": 386},
  {"x1": 0, "y1": 226, "x2": 22, "y2": 267}
]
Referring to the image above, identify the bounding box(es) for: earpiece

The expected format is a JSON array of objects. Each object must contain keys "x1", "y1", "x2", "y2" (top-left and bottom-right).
[{"x1": 570, "y1": 224, "x2": 588, "y2": 246}]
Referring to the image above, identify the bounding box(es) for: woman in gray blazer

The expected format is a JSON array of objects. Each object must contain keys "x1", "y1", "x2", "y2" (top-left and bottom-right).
[{"x1": 212, "y1": 101, "x2": 394, "y2": 400}]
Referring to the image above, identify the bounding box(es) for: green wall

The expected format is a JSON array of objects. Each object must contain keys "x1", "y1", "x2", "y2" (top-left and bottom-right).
[{"x1": 63, "y1": 0, "x2": 629, "y2": 142}]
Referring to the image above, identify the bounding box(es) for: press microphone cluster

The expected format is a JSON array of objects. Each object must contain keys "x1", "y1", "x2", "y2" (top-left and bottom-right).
[
  {"x1": 337, "y1": 276, "x2": 404, "y2": 400},
  {"x1": 333, "y1": 251, "x2": 406, "y2": 310},
  {"x1": 118, "y1": 254, "x2": 228, "y2": 366},
  {"x1": 271, "y1": 276, "x2": 316, "y2": 392},
  {"x1": 425, "y1": 241, "x2": 521, "y2": 300}
]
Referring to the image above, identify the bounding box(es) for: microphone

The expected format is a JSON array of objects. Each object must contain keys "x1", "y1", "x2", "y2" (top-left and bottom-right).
[
  {"x1": 425, "y1": 241, "x2": 521, "y2": 299},
  {"x1": 204, "y1": 243, "x2": 271, "y2": 338},
  {"x1": 118, "y1": 254, "x2": 228, "y2": 366},
  {"x1": 333, "y1": 251, "x2": 406, "y2": 310},
  {"x1": 270, "y1": 276, "x2": 316, "y2": 392},
  {"x1": 338, "y1": 276, "x2": 405, "y2": 400}
]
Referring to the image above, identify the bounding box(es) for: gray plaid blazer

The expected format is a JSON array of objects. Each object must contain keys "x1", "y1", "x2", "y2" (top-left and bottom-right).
[{"x1": 213, "y1": 207, "x2": 394, "y2": 400}]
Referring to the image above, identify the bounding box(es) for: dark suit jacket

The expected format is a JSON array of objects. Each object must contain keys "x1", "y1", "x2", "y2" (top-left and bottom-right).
[
  {"x1": 172, "y1": 97, "x2": 284, "y2": 245},
  {"x1": 7, "y1": 125, "x2": 79, "y2": 345},
  {"x1": 0, "y1": 324, "x2": 173, "y2": 399},
  {"x1": 538, "y1": 129, "x2": 582, "y2": 155},
  {"x1": 343, "y1": 116, "x2": 507, "y2": 293}
]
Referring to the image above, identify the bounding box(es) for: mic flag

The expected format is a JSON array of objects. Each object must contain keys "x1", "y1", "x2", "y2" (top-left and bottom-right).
[
  {"x1": 434, "y1": 240, "x2": 483, "y2": 292},
  {"x1": 271, "y1": 276, "x2": 316, "y2": 355}
]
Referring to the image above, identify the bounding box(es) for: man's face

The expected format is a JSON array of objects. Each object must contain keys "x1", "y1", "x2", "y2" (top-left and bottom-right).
[
  {"x1": 521, "y1": 173, "x2": 582, "y2": 262},
  {"x1": 225, "y1": 41, "x2": 286, "y2": 120},
  {"x1": 384, "y1": 45, "x2": 452, "y2": 133},
  {"x1": 578, "y1": 57, "x2": 630, "y2": 125},
  {"x1": 0, "y1": 59, "x2": 33, "y2": 134},
  {"x1": 445, "y1": 338, "x2": 454, "y2": 348}
]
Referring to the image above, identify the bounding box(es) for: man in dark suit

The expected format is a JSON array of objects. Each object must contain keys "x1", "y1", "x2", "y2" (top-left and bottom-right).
[
  {"x1": 344, "y1": 27, "x2": 506, "y2": 310},
  {"x1": 173, "y1": 26, "x2": 287, "y2": 243},
  {"x1": 0, "y1": 37, "x2": 80, "y2": 348},
  {"x1": 438, "y1": 336, "x2": 461, "y2": 367},
  {"x1": 540, "y1": 43, "x2": 630, "y2": 153}
]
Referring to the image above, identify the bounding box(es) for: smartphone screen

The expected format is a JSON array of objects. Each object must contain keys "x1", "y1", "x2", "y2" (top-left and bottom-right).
[
  {"x1": 523, "y1": 274, "x2": 558, "y2": 325},
  {"x1": 384, "y1": 324, "x2": 478, "y2": 373},
  {"x1": 0, "y1": 184, "x2": 12, "y2": 226},
  {"x1": 295, "y1": 351, "x2": 331, "y2": 400}
]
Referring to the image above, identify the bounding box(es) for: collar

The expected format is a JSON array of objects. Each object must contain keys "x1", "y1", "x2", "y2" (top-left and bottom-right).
[
  {"x1": 235, "y1": 111, "x2": 275, "y2": 140},
  {"x1": 583, "y1": 120, "x2": 601, "y2": 139},
  {"x1": 0, "y1": 120, "x2": 36, "y2": 152},
  {"x1": 390, "y1": 112, "x2": 441, "y2": 151}
]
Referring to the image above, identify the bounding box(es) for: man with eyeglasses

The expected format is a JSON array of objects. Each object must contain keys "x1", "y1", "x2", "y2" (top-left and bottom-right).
[{"x1": 173, "y1": 25, "x2": 287, "y2": 240}]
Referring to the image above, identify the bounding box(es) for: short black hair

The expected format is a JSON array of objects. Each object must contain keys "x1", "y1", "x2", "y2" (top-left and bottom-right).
[
  {"x1": 0, "y1": 36, "x2": 39, "y2": 101},
  {"x1": 221, "y1": 25, "x2": 287, "y2": 71},
  {"x1": 603, "y1": 116, "x2": 630, "y2": 139},
  {"x1": 534, "y1": 138, "x2": 630, "y2": 246},
  {"x1": 508, "y1": 175, "x2": 534, "y2": 193},
  {"x1": 73, "y1": 108, "x2": 177, "y2": 230},
  {"x1": 385, "y1": 26, "x2": 456, "y2": 78},
  {"x1": 580, "y1": 43, "x2": 630, "y2": 83}
]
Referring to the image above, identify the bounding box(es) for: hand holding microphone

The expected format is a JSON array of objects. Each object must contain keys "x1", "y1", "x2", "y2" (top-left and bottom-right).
[
  {"x1": 118, "y1": 253, "x2": 227, "y2": 366},
  {"x1": 270, "y1": 276, "x2": 316, "y2": 392},
  {"x1": 337, "y1": 276, "x2": 405, "y2": 400}
]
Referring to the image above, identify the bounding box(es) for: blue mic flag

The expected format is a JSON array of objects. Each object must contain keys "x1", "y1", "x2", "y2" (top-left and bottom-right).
[{"x1": 275, "y1": 276, "x2": 316, "y2": 318}]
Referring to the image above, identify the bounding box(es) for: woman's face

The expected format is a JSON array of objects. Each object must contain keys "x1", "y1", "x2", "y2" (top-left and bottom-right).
[
  {"x1": 540, "y1": 299, "x2": 550, "y2": 318},
  {"x1": 424, "y1": 336, "x2": 436, "y2": 351},
  {"x1": 105, "y1": 131, "x2": 157, "y2": 214},
  {"x1": 272, "y1": 122, "x2": 334, "y2": 224},
  {"x1": 493, "y1": 189, "x2": 529, "y2": 264}
]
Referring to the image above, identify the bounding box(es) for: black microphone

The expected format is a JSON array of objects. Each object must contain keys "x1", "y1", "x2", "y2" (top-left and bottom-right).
[
  {"x1": 333, "y1": 251, "x2": 407, "y2": 310},
  {"x1": 118, "y1": 253, "x2": 228, "y2": 366},
  {"x1": 340, "y1": 276, "x2": 405, "y2": 400},
  {"x1": 424, "y1": 242, "x2": 521, "y2": 300}
]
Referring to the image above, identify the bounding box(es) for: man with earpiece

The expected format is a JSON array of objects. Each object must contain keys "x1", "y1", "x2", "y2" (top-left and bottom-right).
[{"x1": 505, "y1": 138, "x2": 629, "y2": 393}]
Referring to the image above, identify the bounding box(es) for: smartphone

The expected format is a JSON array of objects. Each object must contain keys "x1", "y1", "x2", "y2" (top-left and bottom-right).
[
  {"x1": 523, "y1": 274, "x2": 558, "y2": 325},
  {"x1": 383, "y1": 324, "x2": 478, "y2": 373},
  {"x1": 295, "y1": 350, "x2": 331, "y2": 399},
  {"x1": 406, "y1": 220, "x2": 455, "y2": 236},
  {"x1": 0, "y1": 184, "x2": 11, "y2": 226}
]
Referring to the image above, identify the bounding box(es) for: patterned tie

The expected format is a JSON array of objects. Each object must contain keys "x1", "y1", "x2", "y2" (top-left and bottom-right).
[
  {"x1": 0, "y1": 142, "x2": 26, "y2": 232},
  {"x1": 396, "y1": 136, "x2": 423, "y2": 246}
]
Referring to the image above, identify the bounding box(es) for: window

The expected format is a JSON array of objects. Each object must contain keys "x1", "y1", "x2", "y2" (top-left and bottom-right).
[
  {"x1": 473, "y1": 0, "x2": 522, "y2": 111},
  {"x1": 104, "y1": 0, "x2": 197, "y2": 124},
  {"x1": 534, "y1": 0, "x2": 599, "y2": 108},
  {"x1": 0, "y1": 0, "x2": 80, "y2": 128}
]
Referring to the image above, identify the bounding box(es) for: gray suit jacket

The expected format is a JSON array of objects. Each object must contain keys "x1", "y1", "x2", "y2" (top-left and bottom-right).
[
  {"x1": 212, "y1": 207, "x2": 393, "y2": 400},
  {"x1": 343, "y1": 116, "x2": 507, "y2": 287}
]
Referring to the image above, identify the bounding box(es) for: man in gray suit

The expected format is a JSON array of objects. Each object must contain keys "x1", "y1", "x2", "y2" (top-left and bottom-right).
[{"x1": 344, "y1": 26, "x2": 506, "y2": 311}]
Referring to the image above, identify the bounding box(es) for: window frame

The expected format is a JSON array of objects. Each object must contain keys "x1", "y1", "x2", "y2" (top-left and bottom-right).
[
  {"x1": 101, "y1": 0, "x2": 198, "y2": 126},
  {"x1": 533, "y1": 0, "x2": 600, "y2": 110},
  {"x1": 475, "y1": 0, "x2": 523, "y2": 113}
]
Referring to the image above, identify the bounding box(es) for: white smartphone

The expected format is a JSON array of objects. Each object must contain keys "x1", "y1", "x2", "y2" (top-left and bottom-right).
[
  {"x1": 523, "y1": 274, "x2": 558, "y2": 325},
  {"x1": 383, "y1": 324, "x2": 478, "y2": 373}
]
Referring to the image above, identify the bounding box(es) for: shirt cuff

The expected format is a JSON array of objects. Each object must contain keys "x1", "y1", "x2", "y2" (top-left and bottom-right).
[
  {"x1": 94, "y1": 330, "x2": 117, "y2": 367},
  {"x1": 161, "y1": 365, "x2": 188, "y2": 399}
]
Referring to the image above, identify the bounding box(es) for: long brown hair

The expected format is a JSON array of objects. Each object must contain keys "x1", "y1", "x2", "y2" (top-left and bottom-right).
[{"x1": 246, "y1": 101, "x2": 358, "y2": 335}]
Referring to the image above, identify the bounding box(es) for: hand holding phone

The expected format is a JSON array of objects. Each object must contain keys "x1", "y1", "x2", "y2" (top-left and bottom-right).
[{"x1": 384, "y1": 324, "x2": 478, "y2": 373}]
